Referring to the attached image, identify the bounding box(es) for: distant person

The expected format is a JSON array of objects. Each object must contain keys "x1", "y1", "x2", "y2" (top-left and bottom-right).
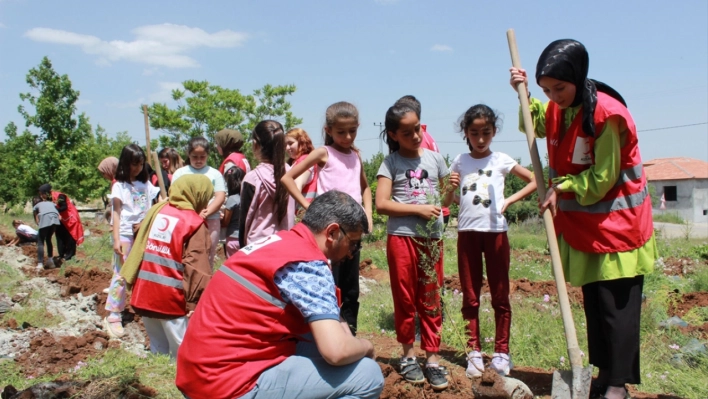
[
  {"x1": 281, "y1": 101, "x2": 373, "y2": 335},
  {"x1": 510, "y1": 39, "x2": 654, "y2": 399},
  {"x1": 176, "y1": 191, "x2": 383, "y2": 399},
  {"x1": 285, "y1": 128, "x2": 318, "y2": 204},
  {"x1": 172, "y1": 137, "x2": 226, "y2": 268},
  {"x1": 444, "y1": 104, "x2": 536, "y2": 378},
  {"x1": 395, "y1": 95, "x2": 450, "y2": 225},
  {"x1": 120, "y1": 175, "x2": 213, "y2": 359},
  {"x1": 216, "y1": 128, "x2": 250, "y2": 174},
  {"x1": 7, "y1": 220, "x2": 37, "y2": 246},
  {"x1": 239, "y1": 120, "x2": 294, "y2": 247},
  {"x1": 32, "y1": 195, "x2": 61, "y2": 271},
  {"x1": 221, "y1": 166, "x2": 245, "y2": 258},
  {"x1": 38, "y1": 184, "x2": 84, "y2": 261},
  {"x1": 375, "y1": 101, "x2": 452, "y2": 390},
  {"x1": 98, "y1": 156, "x2": 119, "y2": 223},
  {"x1": 105, "y1": 144, "x2": 160, "y2": 338},
  {"x1": 158, "y1": 147, "x2": 185, "y2": 182}
]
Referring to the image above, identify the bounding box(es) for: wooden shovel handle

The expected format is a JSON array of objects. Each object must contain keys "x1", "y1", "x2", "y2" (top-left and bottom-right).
[{"x1": 506, "y1": 29, "x2": 584, "y2": 369}]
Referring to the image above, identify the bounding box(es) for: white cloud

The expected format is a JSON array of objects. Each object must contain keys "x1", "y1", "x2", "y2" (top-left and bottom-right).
[
  {"x1": 106, "y1": 81, "x2": 183, "y2": 109},
  {"x1": 149, "y1": 82, "x2": 183, "y2": 103},
  {"x1": 24, "y1": 24, "x2": 249, "y2": 68},
  {"x1": 430, "y1": 44, "x2": 453, "y2": 52}
]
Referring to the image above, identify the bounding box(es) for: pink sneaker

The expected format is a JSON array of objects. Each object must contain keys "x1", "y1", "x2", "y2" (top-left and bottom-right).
[{"x1": 103, "y1": 316, "x2": 125, "y2": 338}]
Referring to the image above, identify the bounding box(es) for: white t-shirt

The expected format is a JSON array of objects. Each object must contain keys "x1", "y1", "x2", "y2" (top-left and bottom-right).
[
  {"x1": 450, "y1": 152, "x2": 518, "y2": 232},
  {"x1": 111, "y1": 181, "x2": 160, "y2": 236},
  {"x1": 172, "y1": 165, "x2": 226, "y2": 220},
  {"x1": 17, "y1": 224, "x2": 38, "y2": 237}
]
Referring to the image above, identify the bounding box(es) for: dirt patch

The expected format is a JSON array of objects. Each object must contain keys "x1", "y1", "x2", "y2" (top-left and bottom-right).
[
  {"x1": 661, "y1": 257, "x2": 702, "y2": 276},
  {"x1": 2, "y1": 378, "x2": 157, "y2": 399},
  {"x1": 19, "y1": 244, "x2": 37, "y2": 263},
  {"x1": 668, "y1": 292, "x2": 708, "y2": 318},
  {"x1": 442, "y1": 276, "x2": 584, "y2": 305},
  {"x1": 14, "y1": 330, "x2": 115, "y2": 377},
  {"x1": 679, "y1": 322, "x2": 708, "y2": 340},
  {"x1": 360, "y1": 258, "x2": 389, "y2": 282},
  {"x1": 512, "y1": 278, "x2": 584, "y2": 305},
  {"x1": 57, "y1": 266, "x2": 112, "y2": 300}
]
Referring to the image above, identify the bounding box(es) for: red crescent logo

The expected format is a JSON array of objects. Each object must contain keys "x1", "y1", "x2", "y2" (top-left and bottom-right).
[{"x1": 157, "y1": 218, "x2": 170, "y2": 232}]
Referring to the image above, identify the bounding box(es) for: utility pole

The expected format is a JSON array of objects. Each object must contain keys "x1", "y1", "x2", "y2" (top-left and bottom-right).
[{"x1": 373, "y1": 122, "x2": 384, "y2": 154}]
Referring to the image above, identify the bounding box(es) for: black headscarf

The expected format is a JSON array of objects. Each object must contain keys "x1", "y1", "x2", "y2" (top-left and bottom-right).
[
  {"x1": 535, "y1": 39, "x2": 627, "y2": 137},
  {"x1": 38, "y1": 184, "x2": 52, "y2": 194}
]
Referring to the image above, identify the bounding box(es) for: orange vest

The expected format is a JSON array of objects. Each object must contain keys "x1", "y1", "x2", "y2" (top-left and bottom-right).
[
  {"x1": 51, "y1": 191, "x2": 84, "y2": 245},
  {"x1": 176, "y1": 223, "x2": 331, "y2": 399},
  {"x1": 130, "y1": 205, "x2": 205, "y2": 316},
  {"x1": 219, "y1": 152, "x2": 250, "y2": 174},
  {"x1": 546, "y1": 92, "x2": 653, "y2": 253}
]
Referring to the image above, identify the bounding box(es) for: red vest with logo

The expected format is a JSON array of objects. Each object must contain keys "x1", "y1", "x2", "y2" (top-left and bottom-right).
[
  {"x1": 219, "y1": 152, "x2": 250, "y2": 174},
  {"x1": 546, "y1": 92, "x2": 653, "y2": 253},
  {"x1": 130, "y1": 205, "x2": 205, "y2": 316},
  {"x1": 294, "y1": 154, "x2": 319, "y2": 203},
  {"x1": 51, "y1": 191, "x2": 84, "y2": 245},
  {"x1": 176, "y1": 223, "x2": 331, "y2": 399}
]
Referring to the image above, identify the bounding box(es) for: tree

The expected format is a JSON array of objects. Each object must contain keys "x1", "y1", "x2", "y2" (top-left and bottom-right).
[
  {"x1": 0, "y1": 57, "x2": 130, "y2": 207},
  {"x1": 147, "y1": 81, "x2": 302, "y2": 166}
]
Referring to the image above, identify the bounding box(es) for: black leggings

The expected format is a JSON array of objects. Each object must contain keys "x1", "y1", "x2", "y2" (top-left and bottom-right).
[
  {"x1": 37, "y1": 225, "x2": 56, "y2": 263},
  {"x1": 55, "y1": 224, "x2": 77, "y2": 260}
]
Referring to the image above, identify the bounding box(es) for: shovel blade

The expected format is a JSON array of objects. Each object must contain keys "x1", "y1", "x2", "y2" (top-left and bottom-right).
[{"x1": 551, "y1": 365, "x2": 593, "y2": 399}]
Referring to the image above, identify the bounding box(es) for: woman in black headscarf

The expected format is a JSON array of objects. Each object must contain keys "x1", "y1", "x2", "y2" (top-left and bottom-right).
[{"x1": 510, "y1": 40, "x2": 655, "y2": 399}]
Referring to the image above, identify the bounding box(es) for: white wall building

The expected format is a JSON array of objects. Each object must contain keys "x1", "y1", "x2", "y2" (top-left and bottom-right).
[{"x1": 644, "y1": 157, "x2": 708, "y2": 224}]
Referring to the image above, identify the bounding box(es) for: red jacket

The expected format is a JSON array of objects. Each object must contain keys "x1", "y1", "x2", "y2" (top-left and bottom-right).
[
  {"x1": 219, "y1": 152, "x2": 250, "y2": 174},
  {"x1": 51, "y1": 191, "x2": 84, "y2": 245},
  {"x1": 176, "y1": 223, "x2": 330, "y2": 399},
  {"x1": 546, "y1": 92, "x2": 653, "y2": 253},
  {"x1": 130, "y1": 204, "x2": 205, "y2": 317}
]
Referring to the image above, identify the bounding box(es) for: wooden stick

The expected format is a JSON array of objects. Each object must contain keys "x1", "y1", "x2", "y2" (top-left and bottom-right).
[
  {"x1": 152, "y1": 151, "x2": 167, "y2": 199},
  {"x1": 142, "y1": 105, "x2": 153, "y2": 169},
  {"x1": 506, "y1": 29, "x2": 584, "y2": 372}
]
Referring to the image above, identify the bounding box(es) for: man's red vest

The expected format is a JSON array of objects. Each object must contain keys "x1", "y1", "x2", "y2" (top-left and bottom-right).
[
  {"x1": 546, "y1": 92, "x2": 653, "y2": 253},
  {"x1": 219, "y1": 152, "x2": 250, "y2": 174},
  {"x1": 130, "y1": 205, "x2": 204, "y2": 317},
  {"x1": 51, "y1": 191, "x2": 84, "y2": 245},
  {"x1": 176, "y1": 223, "x2": 329, "y2": 399}
]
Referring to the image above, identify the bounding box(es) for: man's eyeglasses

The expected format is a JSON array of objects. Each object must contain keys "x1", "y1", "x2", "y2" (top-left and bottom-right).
[{"x1": 338, "y1": 225, "x2": 362, "y2": 255}]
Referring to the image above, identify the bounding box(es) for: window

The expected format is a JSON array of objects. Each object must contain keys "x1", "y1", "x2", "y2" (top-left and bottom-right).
[
  {"x1": 703, "y1": 210, "x2": 707, "y2": 216},
  {"x1": 664, "y1": 186, "x2": 677, "y2": 201}
]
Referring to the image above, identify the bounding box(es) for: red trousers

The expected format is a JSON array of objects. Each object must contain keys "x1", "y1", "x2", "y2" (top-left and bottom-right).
[
  {"x1": 457, "y1": 231, "x2": 511, "y2": 353},
  {"x1": 387, "y1": 234, "x2": 443, "y2": 352}
]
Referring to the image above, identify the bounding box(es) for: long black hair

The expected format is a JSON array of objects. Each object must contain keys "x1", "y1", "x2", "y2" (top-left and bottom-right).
[
  {"x1": 381, "y1": 102, "x2": 419, "y2": 154},
  {"x1": 116, "y1": 144, "x2": 148, "y2": 183},
  {"x1": 252, "y1": 120, "x2": 288, "y2": 223}
]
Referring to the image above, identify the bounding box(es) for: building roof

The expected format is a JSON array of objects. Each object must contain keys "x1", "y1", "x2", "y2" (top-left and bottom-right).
[{"x1": 643, "y1": 157, "x2": 708, "y2": 181}]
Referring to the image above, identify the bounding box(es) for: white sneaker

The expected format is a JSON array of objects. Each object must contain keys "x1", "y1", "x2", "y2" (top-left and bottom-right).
[
  {"x1": 490, "y1": 352, "x2": 511, "y2": 376},
  {"x1": 36, "y1": 263, "x2": 44, "y2": 272},
  {"x1": 466, "y1": 350, "x2": 484, "y2": 378}
]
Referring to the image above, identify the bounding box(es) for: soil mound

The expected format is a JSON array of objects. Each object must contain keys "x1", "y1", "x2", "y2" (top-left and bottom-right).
[
  {"x1": 360, "y1": 258, "x2": 389, "y2": 282},
  {"x1": 15, "y1": 330, "x2": 115, "y2": 376},
  {"x1": 1, "y1": 378, "x2": 157, "y2": 399},
  {"x1": 668, "y1": 291, "x2": 708, "y2": 318}
]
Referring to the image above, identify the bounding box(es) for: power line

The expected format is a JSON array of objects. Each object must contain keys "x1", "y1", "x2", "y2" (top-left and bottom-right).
[{"x1": 637, "y1": 122, "x2": 707, "y2": 132}]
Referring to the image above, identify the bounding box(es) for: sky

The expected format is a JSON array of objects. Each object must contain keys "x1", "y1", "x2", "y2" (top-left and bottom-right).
[{"x1": 1, "y1": 0, "x2": 707, "y2": 166}]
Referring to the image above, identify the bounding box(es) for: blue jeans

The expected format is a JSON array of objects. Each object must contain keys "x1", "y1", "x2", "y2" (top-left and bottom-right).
[{"x1": 239, "y1": 339, "x2": 383, "y2": 399}]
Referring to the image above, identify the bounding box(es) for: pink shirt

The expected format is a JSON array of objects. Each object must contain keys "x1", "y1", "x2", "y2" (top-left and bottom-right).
[{"x1": 316, "y1": 146, "x2": 363, "y2": 204}]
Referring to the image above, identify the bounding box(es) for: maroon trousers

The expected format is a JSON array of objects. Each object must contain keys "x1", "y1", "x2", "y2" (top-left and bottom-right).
[
  {"x1": 457, "y1": 231, "x2": 511, "y2": 353},
  {"x1": 387, "y1": 235, "x2": 443, "y2": 352}
]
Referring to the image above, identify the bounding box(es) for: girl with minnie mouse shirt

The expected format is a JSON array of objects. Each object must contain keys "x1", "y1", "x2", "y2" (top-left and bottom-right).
[{"x1": 376, "y1": 101, "x2": 452, "y2": 390}]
